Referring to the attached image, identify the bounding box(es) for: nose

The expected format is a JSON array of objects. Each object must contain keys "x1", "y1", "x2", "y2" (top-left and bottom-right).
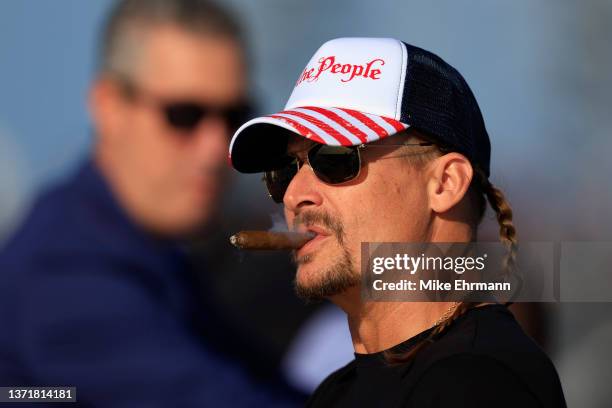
[{"x1": 283, "y1": 162, "x2": 324, "y2": 213}]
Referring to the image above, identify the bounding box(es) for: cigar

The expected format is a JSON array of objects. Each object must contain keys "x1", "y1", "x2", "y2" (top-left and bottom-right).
[{"x1": 230, "y1": 230, "x2": 315, "y2": 250}]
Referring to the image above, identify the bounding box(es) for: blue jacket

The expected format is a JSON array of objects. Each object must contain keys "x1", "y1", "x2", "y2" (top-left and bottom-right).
[{"x1": 0, "y1": 160, "x2": 299, "y2": 407}]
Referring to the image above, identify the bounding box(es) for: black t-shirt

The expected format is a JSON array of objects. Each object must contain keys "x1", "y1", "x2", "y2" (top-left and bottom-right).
[{"x1": 306, "y1": 304, "x2": 566, "y2": 408}]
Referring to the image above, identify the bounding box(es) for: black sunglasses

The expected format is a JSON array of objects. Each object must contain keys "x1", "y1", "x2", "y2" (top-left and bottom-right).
[
  {"x1": 264, "y1": 141, "x2": 434, "y2": 203},
  {"x1": 161, "y1": 102, "x2": 252, "y2": 132},
  {"x1": 119, "y1": 78, "x2": 252, "y2": 133}
]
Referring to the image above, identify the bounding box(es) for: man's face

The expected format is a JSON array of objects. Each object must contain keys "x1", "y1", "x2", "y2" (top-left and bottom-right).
[
  {"x1": 95, "y1": 25, "x2": 246, "y2": 235},
  {"x1": 283, "y1": 134, "x2": 433, "y2": 300}
]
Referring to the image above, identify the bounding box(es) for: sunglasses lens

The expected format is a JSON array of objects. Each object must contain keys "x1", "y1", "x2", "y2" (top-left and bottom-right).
[
  {"x1": 263, "y1": 145, "x2": 360, "y2": 203},
  {"x1": 264, "y1": 161, "x2": 298, "y2": 203},
  {"x1": 308, "y1": 145, "x2": 360, "y2": 184},
  {"x1": 165, "y1": 103, "x2": 252, "y2": 133},
  {"x1": 165, "y1": 103, "x2": 205, "y2": 131}
]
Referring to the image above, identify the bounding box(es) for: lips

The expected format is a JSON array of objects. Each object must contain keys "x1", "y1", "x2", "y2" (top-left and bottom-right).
[{"x1": 295, "y1": 224, "x2": 331, "y2": 258}]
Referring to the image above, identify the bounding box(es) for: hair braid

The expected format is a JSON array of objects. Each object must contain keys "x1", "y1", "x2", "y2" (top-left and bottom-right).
[{"x1": 485, "y1": 181, "x2": 517, "y2": 273}]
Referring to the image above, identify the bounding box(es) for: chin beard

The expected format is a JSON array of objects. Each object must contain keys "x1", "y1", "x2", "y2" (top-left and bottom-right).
[{"x1": 293, "y1": 247, "x2": 359, "y2": 301}]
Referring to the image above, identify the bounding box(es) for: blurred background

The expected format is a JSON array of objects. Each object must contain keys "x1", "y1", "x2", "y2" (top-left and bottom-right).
[{"x1": 1, "y1": 0, "x2": 611, "y2": 407}]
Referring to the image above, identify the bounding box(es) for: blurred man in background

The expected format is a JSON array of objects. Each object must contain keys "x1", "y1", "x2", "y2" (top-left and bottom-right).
[{"x1": 0, "y1": 0, "x2": 303, "y2": 406}]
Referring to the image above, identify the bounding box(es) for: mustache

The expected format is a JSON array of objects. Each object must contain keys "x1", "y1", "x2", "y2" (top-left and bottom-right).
[{"x1": 293, "y1": 210, "x2": 345, "y2": 245}]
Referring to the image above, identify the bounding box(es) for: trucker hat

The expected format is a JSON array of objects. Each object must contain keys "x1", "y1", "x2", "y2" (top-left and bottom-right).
[{"x1": 229, "y1": 37, "x2": 491, "y2": 177}]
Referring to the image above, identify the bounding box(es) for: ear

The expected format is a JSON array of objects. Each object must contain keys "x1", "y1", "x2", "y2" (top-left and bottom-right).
[
  {"x1": 88, "y1": 76, "x2": 126, "y2": 143},
  {"x1": 426, "y1": 152, "x2": 473, "y2": 214}
]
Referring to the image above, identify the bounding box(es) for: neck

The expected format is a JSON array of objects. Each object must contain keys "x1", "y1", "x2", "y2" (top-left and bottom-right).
[
  {"x1": 332, "y1": 221, "x2": 471, "y2": 354},
  {"x1": 331, "y1": 288, "x2": 456, "y2": 354}
]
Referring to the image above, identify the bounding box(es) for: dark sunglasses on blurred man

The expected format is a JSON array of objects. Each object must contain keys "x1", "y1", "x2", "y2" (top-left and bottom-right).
[{"x1": 118, "y1": 77, "x2": 253, "y2": 134}]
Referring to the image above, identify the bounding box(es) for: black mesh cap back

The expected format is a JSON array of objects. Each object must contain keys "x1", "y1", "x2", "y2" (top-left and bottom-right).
[{"x1": 400, "y1": 43, "x2": 491, "y2": 178}]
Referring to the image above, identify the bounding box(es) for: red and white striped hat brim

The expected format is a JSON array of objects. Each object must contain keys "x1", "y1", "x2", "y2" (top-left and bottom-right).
[{"x1": 229, "y1": 105, "x2": 409, "y2": 173}]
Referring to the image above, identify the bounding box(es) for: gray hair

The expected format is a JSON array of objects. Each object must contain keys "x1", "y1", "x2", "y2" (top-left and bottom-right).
[{"x1": 99, "y1": 0, "x2": 243, "y2": 78}]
